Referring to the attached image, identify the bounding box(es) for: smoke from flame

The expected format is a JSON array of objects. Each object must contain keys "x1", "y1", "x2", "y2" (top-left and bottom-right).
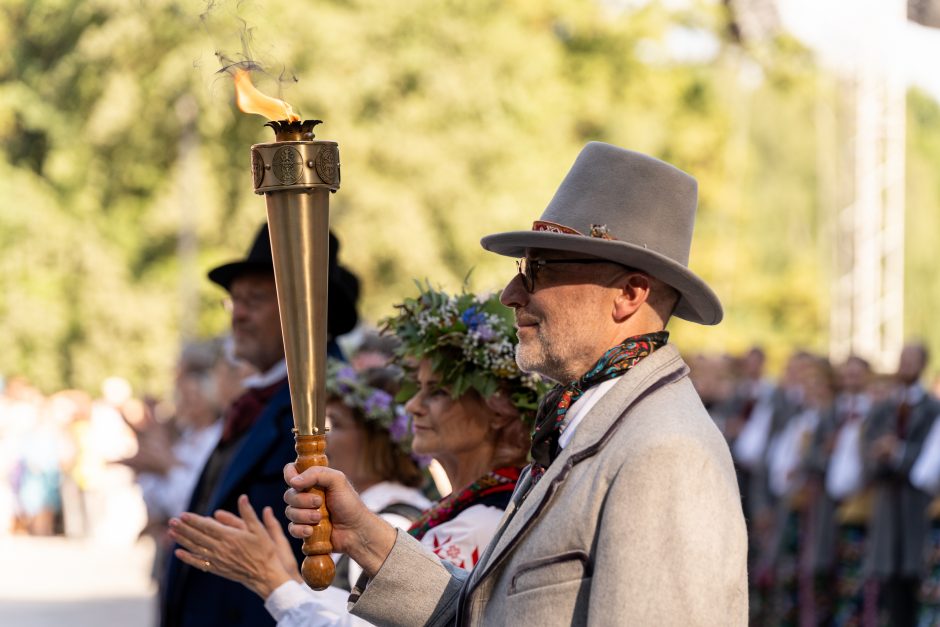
[{"x1": 233, "y1": 68, "x2": 300, "y2": 122}]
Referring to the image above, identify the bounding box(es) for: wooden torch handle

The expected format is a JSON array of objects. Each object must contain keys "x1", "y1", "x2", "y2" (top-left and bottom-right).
[{"x1": 295, "y1": 433, "x2": 335, "y2": 590}]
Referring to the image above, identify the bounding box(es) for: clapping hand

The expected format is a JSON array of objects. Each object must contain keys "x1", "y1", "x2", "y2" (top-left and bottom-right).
[{"x1": 169, "y1": 494, "x2": 300, "y2": 599}]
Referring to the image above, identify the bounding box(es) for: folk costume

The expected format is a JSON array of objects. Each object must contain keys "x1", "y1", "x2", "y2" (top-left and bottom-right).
[
  {"x1": 407, "y1": 466, "x2": 520, "y2": 570},
  {"x1": 347, "y1": 143, "x2": 748, "y2": 625},
  {"x1": 909, "y1": 403, "x2": 940, "y2": 625},
  {"x1": 863, "y1": 383, "x2": 940, "y2": 627},
  {"x1": 824, "y1": 391, "x2": 876, "y2": 626}
]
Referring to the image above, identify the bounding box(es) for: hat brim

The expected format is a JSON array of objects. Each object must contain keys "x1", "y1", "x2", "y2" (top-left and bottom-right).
[
  {"x1": 207, "y1": 261, "x2": 274, "y2": 291},
  {"x1": 208, "y1": 260, "x2": 361, "y2": 337},
  {"x1": 481, "y1": 231, "x2": 723, "y2": 326}
]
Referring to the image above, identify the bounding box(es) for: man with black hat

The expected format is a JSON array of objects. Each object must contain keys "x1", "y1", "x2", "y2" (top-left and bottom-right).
[
  {"x1": 283, "y1": 143, "x2": 748, "y2": 625},
  {"x1": 160, "y1": 224, "x2": 359, "y2": 627}
]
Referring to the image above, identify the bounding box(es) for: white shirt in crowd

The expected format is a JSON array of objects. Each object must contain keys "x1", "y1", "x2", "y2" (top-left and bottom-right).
[
  {"x1": 137, "y1": 421, "x2": 223, "y2": 520},
  {"x1": 732, "y1": 380, "x2": 778, "y2": 469},
  {"x1": 825, "y1": 393, "x2": 871, "y2": 501}
]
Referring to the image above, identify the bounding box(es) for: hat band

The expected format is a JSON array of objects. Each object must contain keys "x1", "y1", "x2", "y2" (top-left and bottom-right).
[{"x1": 532, "y1": 221, "x2": 617, "y2": 241}]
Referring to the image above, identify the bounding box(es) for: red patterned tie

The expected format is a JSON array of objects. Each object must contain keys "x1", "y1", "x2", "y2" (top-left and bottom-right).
[{"x1": 220, "y1": 378, "x2": 286, "y2": 444}]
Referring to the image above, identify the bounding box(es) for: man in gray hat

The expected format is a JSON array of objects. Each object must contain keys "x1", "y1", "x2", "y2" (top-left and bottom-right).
[{"x1": 284, "y1": 143, "x2": 748, "y2": 625}]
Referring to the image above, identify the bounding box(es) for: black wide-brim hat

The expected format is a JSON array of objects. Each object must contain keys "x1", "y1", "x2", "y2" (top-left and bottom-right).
[
  {"x1": 209, "y1": 224, "x2": 360, "y2": 337},
  {"x1": 481, "y1": 142, "x2": 722, "y2": 325}
]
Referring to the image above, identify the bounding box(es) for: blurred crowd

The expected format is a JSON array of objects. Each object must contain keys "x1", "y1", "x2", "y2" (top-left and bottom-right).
[
  {"x1": 689, "y1": 344, "x2": 940, "y2": 626},
  {"x1": 0, "y1": 374, "x2": 151, "y2": 543},
  {"x1": 0, "y1": 340, "x2": 248, "y2": 548},
  {"x1": 0, "y1": 330, "x2": 394, "y2": 546}
]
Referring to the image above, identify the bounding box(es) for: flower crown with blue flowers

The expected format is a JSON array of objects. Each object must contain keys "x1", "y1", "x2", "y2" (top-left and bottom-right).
[
  {"x1": 381, "y1": 283, "x2": 547, "y2": 425},
  {"x1": 326, "y1": 359, "x2": 412, "y2": 452}
]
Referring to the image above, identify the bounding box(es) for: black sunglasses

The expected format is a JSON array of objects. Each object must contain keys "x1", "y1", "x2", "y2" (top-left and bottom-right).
[{"x1": 515, "y1": 257, "x2": 625, "y2": 293}]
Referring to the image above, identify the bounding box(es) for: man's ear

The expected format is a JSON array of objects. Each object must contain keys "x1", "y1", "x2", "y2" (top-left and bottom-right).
[{"x1": 612, "y1": 273, "x2": 651, "y2": 322}]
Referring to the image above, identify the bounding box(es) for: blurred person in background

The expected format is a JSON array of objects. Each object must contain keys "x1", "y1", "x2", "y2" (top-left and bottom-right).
[
  {"x1": 160, "y1": 222, "x2": 358, "y2": 627},
  {"x1": 51, "y1": 390, "x2": 95, "y2": 539},
  {"x1": 731, "y1": 349, "x2": 805, "y2": 623},
  {"x1": 824, "y1": 356, "x2": 876, "y2": 625},
  {"x1": 729, "y1": 347, "x2": 789, "y2": 522},
  {"x1": 11, "y1": 385, "x2": 70, "y2": 536},
  {"x1": 688, "y1": 352, "x2": 736, "y2": 430},
  {"x1": 123, "y1": 337, "x2": 253, "y2": 583},
  {"x1": 171, "y1": 286, "x2": 540, "y2": 627},
  {"x1": 798, "y1": 358, "x2": 844, "y2": 624},
  {"x1": 760, "y1": 356, "x2": 836, "y2": 624},
  {"x1": 0, "y1": 376, "x2": 44, "y2": 535},
  {"x1": 64, "y1": 376, "x2": 146, "y2": 544},
  {"x1": 348, "y1": 329, "x2": 400, "y2": 372},
  {"x1": 863, "y1": 342, "x2": 939, "y2": 627},
  {"x1": 906, "y1": 367, "x2": 940, "y2": 625}
]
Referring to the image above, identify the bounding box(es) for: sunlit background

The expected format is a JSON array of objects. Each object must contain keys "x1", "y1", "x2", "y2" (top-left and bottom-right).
[{"x1": 1, "y1": 0, "x2": 939, "y2": 624}]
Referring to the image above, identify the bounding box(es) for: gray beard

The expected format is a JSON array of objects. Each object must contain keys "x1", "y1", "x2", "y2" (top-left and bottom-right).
[{"x1": 515, "y1": 342, "x2": 567, "y2": 385}]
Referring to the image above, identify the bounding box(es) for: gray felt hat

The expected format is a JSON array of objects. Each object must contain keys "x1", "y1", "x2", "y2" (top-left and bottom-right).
[{"x1": 481, "y1": 142, "x2": 722, "y2": 325}]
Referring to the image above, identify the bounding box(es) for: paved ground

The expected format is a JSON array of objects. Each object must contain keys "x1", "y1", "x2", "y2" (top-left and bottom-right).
[{"x1": 0, "y1": 535, "x2": 156, "y2": 627}]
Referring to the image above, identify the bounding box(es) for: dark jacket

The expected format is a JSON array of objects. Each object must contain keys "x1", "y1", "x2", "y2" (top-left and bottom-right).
[{"x1": 160, "y1": 384, "x2": 303, "y2": 627}]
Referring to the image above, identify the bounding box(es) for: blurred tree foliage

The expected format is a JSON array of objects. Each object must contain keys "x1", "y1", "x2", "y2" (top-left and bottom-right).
[{"x1": 0, "y1": 0, "x2": 937, "y2": 393}]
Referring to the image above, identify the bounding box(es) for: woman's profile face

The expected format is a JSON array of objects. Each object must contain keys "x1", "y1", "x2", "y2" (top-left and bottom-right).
[
  {"x1": 405, "y1": 360, "x2": 490, "y2": 459},
  {"x1": 325, "y1": 400, "x2": 367, "y2": 487}
]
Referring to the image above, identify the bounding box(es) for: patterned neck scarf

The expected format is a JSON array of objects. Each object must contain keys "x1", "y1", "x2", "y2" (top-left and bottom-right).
[
  {"x1": 530, "y1": 331, "x2": 669, "y2": 469},
  {"x1": 407, "y1": 466, "x2": 521, "y2": 540}
]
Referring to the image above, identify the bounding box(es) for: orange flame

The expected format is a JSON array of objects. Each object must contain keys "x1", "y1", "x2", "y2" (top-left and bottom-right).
[{"x1": 233, "y1": 68, "x2": 300, "y2": 122}]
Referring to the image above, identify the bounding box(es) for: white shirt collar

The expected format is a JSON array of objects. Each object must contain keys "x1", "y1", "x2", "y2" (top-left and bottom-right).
[
  {"x1": 557, "y1": 378, "x2": 620, "y2": 450},
  {"x1": 242, "y1": 359, "x2": 288, "y2": 389}
]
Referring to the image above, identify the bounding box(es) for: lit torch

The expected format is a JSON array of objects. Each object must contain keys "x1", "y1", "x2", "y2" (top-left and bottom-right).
[{"x1": 236, "y1": 69, "x2": 338, "y2": 590}]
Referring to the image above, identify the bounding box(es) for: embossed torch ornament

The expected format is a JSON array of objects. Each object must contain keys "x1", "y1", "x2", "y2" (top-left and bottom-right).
[{"x1": 236, "y1": 68, "x2": 338, "y2": 590}]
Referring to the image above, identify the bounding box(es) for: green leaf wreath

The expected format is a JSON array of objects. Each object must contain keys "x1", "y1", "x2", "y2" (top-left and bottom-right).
[{"x1": 380, "y1": 282, "x2": 547, "y2": 425}]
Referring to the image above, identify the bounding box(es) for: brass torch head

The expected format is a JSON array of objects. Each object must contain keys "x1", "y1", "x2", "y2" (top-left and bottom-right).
[{"x1": 251, "y1": 120, "x2": 340, "y2": 436}]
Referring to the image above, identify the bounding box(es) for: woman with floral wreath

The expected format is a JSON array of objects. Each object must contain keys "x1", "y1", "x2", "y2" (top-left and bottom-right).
[
  {"x1": 388, "y1": 285, "x2": 543, "y2": 571},
  {"x1": 168, "y1": 286, "x2": 544, "y2": 627}
]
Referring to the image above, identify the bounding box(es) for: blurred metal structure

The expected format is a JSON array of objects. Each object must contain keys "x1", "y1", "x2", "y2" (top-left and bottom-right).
[
  {"x1": 723, "y1": 0, "x2": 781, "y2": 43},
  {"x1": 829, "y1": 0, "x2": 907, "y2": 372},
  {"x1": 909, "y1": 0, "x2": 940, "y2": 28}
]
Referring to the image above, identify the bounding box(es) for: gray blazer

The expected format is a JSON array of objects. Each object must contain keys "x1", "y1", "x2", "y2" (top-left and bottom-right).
[
  {"x1": 349, "y1": 345, "x2": 749, "y2": 626},
  {"x1": 862, "y1": 390, "x2": 940, "y2": 578}
]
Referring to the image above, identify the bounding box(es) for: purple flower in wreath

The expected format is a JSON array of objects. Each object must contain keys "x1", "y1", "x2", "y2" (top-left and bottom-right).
[
  {"x1": 411, "y1": 453, "x2": 432, "y2": 468},
  {"x1": 335, "y1": 365, "x2": 357, "y2": 393},
  {"x1": 389, "y1": 407, "x2": 410, "y2": 442},
  {"x1": 461, "y1": 306, "x2": 487, "y2": 330},
  {"x1": 364, "y1": 389, "x2": 393, "y2": 415},
  {"x1": 476, "y1": 323, "x2": 496, "y2": 341}
]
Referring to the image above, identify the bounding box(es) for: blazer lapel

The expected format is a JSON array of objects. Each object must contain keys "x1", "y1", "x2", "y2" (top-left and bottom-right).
[
  {"x1": 207, "y1": 386, "x2": 291, "y2": 512},
  {"x1": 468, "y1": 345, "x2": 689, "y2": 589},
  {"x1": 912, "y1": 395, "x2": 936, "y2": 434}
]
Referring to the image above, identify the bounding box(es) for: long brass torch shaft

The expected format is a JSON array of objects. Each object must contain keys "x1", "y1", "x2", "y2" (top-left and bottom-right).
[{"x1": 252, "y1": 127, "x2": 340, "y2": 590}]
